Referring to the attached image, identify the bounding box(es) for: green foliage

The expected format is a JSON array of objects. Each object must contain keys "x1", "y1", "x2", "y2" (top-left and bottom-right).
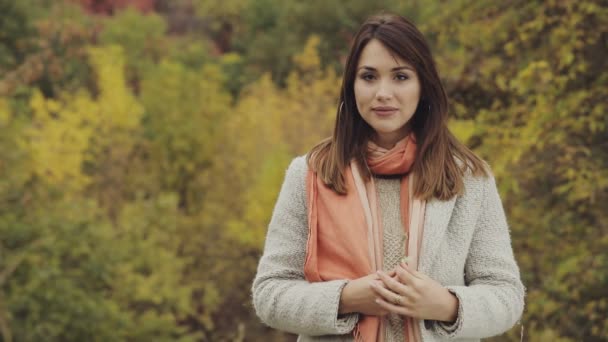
[
  {"x1": 2, "y1": 198, "x2": 124, "y2": 341},
  {"x1": 98, "y1": 8, "x2": 168, "y2": 84},
  {"x1": 139, "y1": 59, "x2": 231, "y2": 214},
  {"x1": 424, "y1": 1, "x2": 608, "y2": 340},
  {"x1": 0, "y1": 1, "x2": 34, "y2": 72},
  {"x1": 194, "y1": 0, "x2": 411, "y2": 85},
  {"x1": 0, "y1": 0, "x2": 606, "y2": 341}
]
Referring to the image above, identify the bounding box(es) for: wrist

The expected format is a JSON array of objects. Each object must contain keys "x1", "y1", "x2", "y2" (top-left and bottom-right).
[
  {"x1": 439, "y1": 288, "x2": 459, "y2": 322},
  {"x1": 338, "y1": 281, "x2": 354, "y2": 314}
]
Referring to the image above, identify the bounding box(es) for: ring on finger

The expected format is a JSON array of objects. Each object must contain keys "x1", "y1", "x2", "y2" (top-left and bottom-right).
[{"x1": 393, "y1": 294, "x2": 404, "y2": 306}]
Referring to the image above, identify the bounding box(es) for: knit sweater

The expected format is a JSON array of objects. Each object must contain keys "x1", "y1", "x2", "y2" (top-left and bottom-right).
[
  {"x1": 251, "y1": 156, "x2": 525, "y2": 342},
  {"x1": 376, "y1": 176, "x2": 407, "y2": 342}
]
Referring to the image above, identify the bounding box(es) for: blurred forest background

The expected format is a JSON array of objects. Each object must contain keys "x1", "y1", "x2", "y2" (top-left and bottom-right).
[{"x1": 0, "y1": 0, "x2": 606, "y2": 341}]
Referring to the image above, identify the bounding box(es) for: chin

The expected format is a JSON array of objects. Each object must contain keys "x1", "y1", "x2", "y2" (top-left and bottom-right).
[{"x1": 372, "y1": 126, "x2": 404, "y2": 135}]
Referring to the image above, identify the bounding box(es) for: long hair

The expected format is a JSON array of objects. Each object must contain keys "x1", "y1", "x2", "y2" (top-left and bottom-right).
[{"x1": 307, "y1": 13, "x2": 488, "y2": 200}]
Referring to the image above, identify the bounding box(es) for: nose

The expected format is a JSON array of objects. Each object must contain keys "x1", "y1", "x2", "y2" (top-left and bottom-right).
[{"x1": 375, "y1": 80, "x2": 393, "y2": 101}]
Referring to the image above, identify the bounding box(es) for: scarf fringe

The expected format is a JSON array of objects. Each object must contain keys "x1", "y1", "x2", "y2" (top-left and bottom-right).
[{"x1": 353, "y1": 323, "x2": 364, "y2": 342}]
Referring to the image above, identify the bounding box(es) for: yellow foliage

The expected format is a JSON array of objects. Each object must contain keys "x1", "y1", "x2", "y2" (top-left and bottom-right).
[
  {"x1": 293, "y1": 35, "x2": 322, "y2": 72},
  {"x1": 448, "y1": 119, "x2": 476, "y2": 144},
  {"x1": 26, "y1": 88, "x2": 98, "y2": 188},
  {"x1": 215, "y1": 37, "x2": 340, "y2": 247},
  {"x1": 87, "y1": 45, "x2": 143, "y2": 131},
  {"x1": 24, "y1": 45, "x2": 143, "y2": 191},
  {"x1": 0, "y1": 97, "x2": 9, "y2": 125},
  {"x1": 4, "y1": 2, "x2": 606, "y2": 340}
]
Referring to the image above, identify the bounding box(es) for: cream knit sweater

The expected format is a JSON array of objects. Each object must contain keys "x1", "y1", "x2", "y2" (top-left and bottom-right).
[
  {"x1": 375, "y1": 175, "x2": 408, "y2": 342},
  {"x1": 252, "y1": 156, "x2": 525, "y2": 342}
]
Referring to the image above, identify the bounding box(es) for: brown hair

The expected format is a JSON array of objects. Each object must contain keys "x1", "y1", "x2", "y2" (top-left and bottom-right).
[{"x1": 307, "y1": 13, "x2": 488, "y2": 201}]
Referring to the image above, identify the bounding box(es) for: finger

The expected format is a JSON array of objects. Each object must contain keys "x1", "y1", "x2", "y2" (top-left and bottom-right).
[
  {"x1": 399, "y1": 270, "x2": 424, "y2": 294},
  {"x1": 395, "y1": 265, "x2": 418, "y2": 286},
  {"x1": 375, "y1": 297, "x2": 413, "y2": 317},
  {"x1": 370, "y1": 279, "x2": 385, "y2": 289},
  {"x1": 376, "y1": 275, "x2": 416, "y2": 300},
  {"x1": 389, "y1": 271, "x2": 399, "y2": 283},
  {"x1": 376, "y1": 270, "x2": 409, "y2": 295},
  {"x1": 400, "y1": 264, "x2": 428, "y2": 291},
  {"x1": 370, "y1": 282, "x2": 411, "y2": 307},
  {"x1": 377, "y1": 280, "x2": 417, "y2": 301},
  {"x1": 401, "y1": 262, "x2": 424, "y2": 279}
]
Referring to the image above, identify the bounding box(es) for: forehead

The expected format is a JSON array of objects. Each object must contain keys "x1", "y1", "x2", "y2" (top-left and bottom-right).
[{"x1": 357, "y1": 39, "x2": 413, "y2": 70}]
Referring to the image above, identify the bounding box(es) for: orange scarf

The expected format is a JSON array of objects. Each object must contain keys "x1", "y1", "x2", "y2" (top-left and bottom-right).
[{"x1": 304, "y1": 134, "x2": 425, "y2": 342}]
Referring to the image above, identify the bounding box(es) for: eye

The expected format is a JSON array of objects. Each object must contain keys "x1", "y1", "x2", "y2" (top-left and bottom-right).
[
  {"x1": 359, "y1": 73, "x2": 376, "y2": 81},
  {"x1": 395, "y1": 73, "x2": 409, "y2": 81}
]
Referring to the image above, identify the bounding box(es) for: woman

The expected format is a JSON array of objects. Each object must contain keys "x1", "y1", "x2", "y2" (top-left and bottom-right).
[{"x1": 252, "y1": 13, "x2": 525, "y2": 342}]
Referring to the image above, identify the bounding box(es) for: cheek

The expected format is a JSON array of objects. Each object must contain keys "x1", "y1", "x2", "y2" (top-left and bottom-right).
[
  {"x1": 354, "y1": 82, "x2": 372, "y2": 106},
  {"x1": 399, "y1": 84, "x2": 421, "y2": 104},
  {"x1": 411, "y1": 81, "x2": 422, "y2": 100}
]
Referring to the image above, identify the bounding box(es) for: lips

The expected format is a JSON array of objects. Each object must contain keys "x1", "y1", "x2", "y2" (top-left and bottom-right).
[{"x1": 372, "y1": 106, "x2": 398, "y2": 116}]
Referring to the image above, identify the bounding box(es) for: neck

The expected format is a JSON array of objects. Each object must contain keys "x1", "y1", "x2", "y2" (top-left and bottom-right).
[{"x1": 372, "y1": 125, "x2": 412, "y2": 149}]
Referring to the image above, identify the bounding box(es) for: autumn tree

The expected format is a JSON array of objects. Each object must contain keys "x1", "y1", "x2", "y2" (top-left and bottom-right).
[{"x1": 423, "y1": 1, "x2": 608, "y2": 340}]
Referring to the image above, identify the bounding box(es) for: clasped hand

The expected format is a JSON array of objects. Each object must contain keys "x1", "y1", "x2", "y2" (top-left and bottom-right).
[{"x1": 338, "y1": 262, "x2": 458, "y2": 322}]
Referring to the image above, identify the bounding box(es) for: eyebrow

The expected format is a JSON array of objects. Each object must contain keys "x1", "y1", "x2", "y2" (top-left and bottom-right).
[{"x1": 357, "y1": 65, "x2": 414, "y2": 72}]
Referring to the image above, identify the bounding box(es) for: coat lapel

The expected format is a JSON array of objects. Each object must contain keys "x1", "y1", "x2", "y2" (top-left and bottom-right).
[{"x1": 418, "y1": 196, "x2": 457, "y2": 274}]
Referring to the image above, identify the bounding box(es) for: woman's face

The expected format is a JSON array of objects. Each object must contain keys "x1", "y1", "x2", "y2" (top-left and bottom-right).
[{"x1": 354, "y1": 39, "x2": 421, "y2": 149}]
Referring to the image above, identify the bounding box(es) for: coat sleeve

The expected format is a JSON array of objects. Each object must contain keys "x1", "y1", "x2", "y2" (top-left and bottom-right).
[
  {"x1": 251, "y1": 156, "x2": 359, "y2": 336},
  {"x1": 433, "y1": 173, "x2": 526, "y2": 339}
]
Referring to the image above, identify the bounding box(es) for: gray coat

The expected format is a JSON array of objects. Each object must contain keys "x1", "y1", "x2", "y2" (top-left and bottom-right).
[{"x1": 251, "y1": 156, "x2": 525, "y2": 341}]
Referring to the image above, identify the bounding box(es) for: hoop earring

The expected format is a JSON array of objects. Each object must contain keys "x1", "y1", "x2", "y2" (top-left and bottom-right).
[
  {"x1": 339, "y1": 101, "x2": 345, "y2": 114},
  {"x1": 428, "y1": 104, "x2": 431, "y2": 113}
]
